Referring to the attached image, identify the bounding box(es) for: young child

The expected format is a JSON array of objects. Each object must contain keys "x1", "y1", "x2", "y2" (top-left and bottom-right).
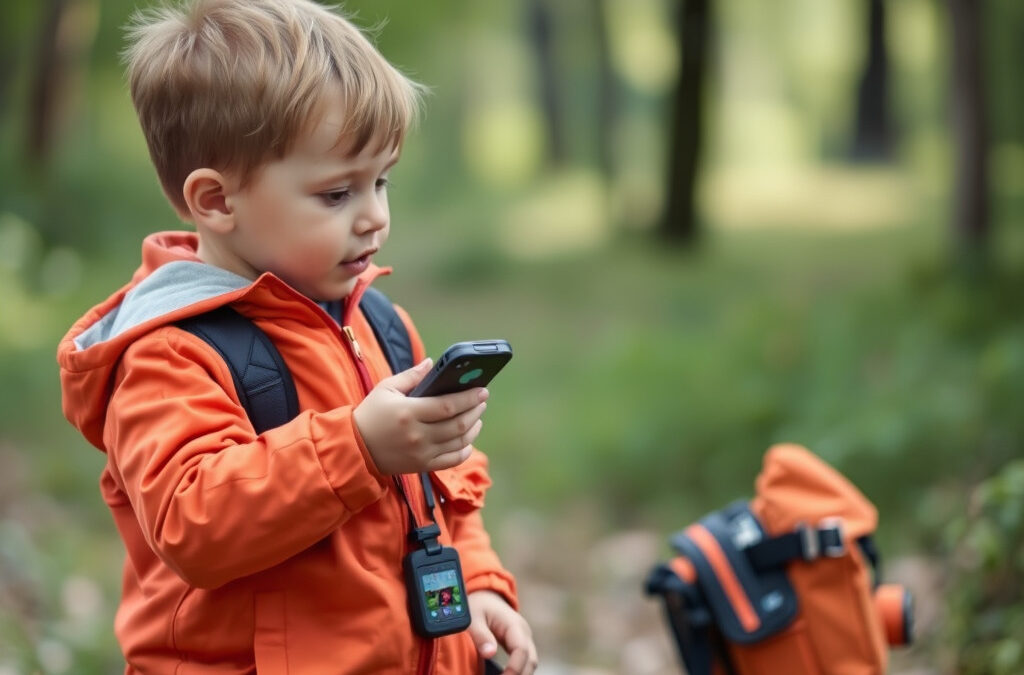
[{"x1": 56, "y1": 1, "x2": 536, "y2": 673}]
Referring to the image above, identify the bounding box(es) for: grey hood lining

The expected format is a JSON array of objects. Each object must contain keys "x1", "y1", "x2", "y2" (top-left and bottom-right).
[{"x1": 73, "y1": 261, "x2": 252, "y2": 350}]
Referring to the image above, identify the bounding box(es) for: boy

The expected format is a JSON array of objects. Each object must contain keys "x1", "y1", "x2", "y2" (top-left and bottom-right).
[{"x1": 56, "y1": 1, "x2": 536, "y2": 673}]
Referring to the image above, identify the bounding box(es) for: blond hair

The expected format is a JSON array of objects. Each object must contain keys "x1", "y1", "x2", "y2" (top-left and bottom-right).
[{"x1": 123, "y1": 0, "x2": 424, "y2": 212}]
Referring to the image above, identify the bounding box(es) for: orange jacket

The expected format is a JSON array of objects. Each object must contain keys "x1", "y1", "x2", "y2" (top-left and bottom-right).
[{"x1": 57, "y1": 232, "x2": 517, "y2": 674}]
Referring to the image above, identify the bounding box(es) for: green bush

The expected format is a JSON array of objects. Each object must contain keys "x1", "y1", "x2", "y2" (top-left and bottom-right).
[{"x1": 944, "y1": 459, "x2": 1024, "y2": 675}]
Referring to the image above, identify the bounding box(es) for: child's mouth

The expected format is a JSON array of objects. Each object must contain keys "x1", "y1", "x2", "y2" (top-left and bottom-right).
[{"x1": 340, "y1": 251, "x2": 374, "y2": 274}]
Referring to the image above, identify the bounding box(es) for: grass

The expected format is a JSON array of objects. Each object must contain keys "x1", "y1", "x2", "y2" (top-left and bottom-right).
[{"x1": 3, "y1": 111, "x2": 1024, "y2": 672}]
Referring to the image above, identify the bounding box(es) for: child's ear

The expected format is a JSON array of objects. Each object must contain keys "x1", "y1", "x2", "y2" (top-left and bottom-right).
[{"x1": 182, "y1": 168, "x2": 235, "y2": 234}]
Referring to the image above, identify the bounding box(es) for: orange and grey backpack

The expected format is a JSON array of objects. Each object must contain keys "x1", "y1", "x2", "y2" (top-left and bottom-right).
[{"x1": 645, "y1": 444, "x2": 913, "y2": 675}]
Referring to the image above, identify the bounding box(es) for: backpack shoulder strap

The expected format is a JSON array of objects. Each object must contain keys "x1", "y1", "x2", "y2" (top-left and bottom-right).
[
  {"x1": 177, "y1": 305, "x2": 298, "y2": 435},
  {"x1": 176, "y1": 287, "x2": 413, "y2": 434},
  {"x1": 358, "y1": 286, "x2": 414, "y2": 374}
]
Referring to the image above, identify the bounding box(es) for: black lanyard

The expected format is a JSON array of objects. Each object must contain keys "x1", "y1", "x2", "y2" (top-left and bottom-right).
[
  {"x1": 323, "y1": 301, "x2": 470, "y2": 636},
  {"x1": 395, "y1": 473, "x2": 472, "y2": 637},
  {"x1": 323, "y1": 299, "x2": 445, "y2": 552},
  {"x1": 393, "y1": 473, "x2": 443, "y2": 553}
]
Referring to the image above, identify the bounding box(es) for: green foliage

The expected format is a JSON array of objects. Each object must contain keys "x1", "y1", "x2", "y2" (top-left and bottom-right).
[
  {"x1": 446, "y1": 225, "x2": 1024, "y2": 540},
  {"x1": 944, "y1": 459, "x2": 1024, "y2": 675},
  {"x1": 1, "y1": 0, "x2": 1023, "y2": 672}
]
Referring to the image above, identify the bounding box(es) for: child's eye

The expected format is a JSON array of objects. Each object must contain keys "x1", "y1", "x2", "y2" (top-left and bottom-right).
[
  {"x1": 320, "y1": 189, "x2": 350, "y2": 206},
  {"x1": 375, "y1": 178, "x2": 390, "y2": 191}
]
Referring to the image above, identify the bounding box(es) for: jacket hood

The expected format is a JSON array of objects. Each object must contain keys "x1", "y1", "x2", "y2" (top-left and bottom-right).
[{"x1": 57, "y1": 231, "x2": 386, "y2": 451}]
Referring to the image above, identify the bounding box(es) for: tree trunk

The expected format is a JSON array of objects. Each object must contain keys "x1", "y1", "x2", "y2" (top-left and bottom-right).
[
  {"x1": 526, "y1": 0, "x2": 567, "y2": 167},
  {"x1": 593, "y1": 0, "x2": 617, "y2": 180},
  {"x1": 27, "y1": 0, "x2": 98, "y2": 167},
  {"x1": 662, "y1": 0, "x2": 710, "y2": 244},
  {"x1": 949, "y1": 0, "x2": 989, "y2": 255},
  {"x1": 850, "y1": 0, "x2": 894, "y2": 161},
  {"x1": 0, "y1": 5, "x2": 22, "y2": 118},
  {"x1": 28, "y1": 0, "x2": 69, "y2": 164}
]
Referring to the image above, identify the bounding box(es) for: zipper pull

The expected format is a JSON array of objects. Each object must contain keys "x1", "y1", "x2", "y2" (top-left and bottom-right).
[{"x1": 342, "y1": 326, "x2": 364, "y2": 361}]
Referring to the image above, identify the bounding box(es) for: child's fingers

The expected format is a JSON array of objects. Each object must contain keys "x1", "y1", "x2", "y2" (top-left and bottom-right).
[
  {"x1": 424, "y1": 442, "x2": 474, "y2": 471},
  {"x1": 501, "y1": 623, "x2": 538, "y2": 675},
  {"x1": 467, "y1": 614, "x2": 499, "y2": 659},
  {"x1": 432, "y1": 418, "x2": 483, "y2": 457},
  {"x1": 426, "y1": 402, "x2": 486, "y2": 444},
  {"x1": 415, "y1": 387, "x2": 489, "y2": 423}
]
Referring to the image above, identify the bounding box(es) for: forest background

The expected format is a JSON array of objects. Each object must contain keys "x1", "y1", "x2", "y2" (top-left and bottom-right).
[{"x1": 0, "y1": 0, "x2": 1022, "y2": 673}]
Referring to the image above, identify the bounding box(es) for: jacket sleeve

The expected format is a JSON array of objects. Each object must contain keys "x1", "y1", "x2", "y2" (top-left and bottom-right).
[
  {"x1": 392, "y1": 305, "x2": 519, "y2": 608},
  {"x1": 435, "y1": 453, "x2": 519, "y2": 610},
  {"x1": 105, "y1": 327, "x2": 389, "y2": 589}
]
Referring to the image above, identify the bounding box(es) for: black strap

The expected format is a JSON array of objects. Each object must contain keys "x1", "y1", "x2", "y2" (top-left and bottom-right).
[
  {"x1": 177, "y1": 306, "x2": 299, "y2": 435},
  {"x1": 745, "y1": 522, "x2": 846, "y2": 571},
  {"x1": 178, "y1": 287, "x2": 413, "y2": 434},
  {"x1": 179, "y1": 289, "x2": 440, "y2": 551},
  {"x1": 360, "y1": 286, "x2": 414, "y2": 375},
  {"x1": 393, "y1": 472, "x2": 445, "y2": 555},
  {"x1": 644, "y1": 563, "x2": 733, "y2": 675},
  {"x1": 858, "y1": 536, "x2": 882, "y2": 587}
]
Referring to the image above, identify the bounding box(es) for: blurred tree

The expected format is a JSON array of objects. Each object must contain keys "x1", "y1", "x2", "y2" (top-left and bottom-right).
[
  {"x1": 850, "y1": 0, "x2": 894, "y2": 161},
  {"x1": 0, "y1": 5, "x2": 25, "y2": 118},
  {"x1": 662, "y1": 0, "x2": 711, "y2": 244},
  {"x1": 593, "y1": 0, "x2": 618, "y2": 180},
  {"x1": 985, "y1": 0, "x2": 1024, "y2": 149},
  {"x1": 949, "y1": 0, "x2": 990, "y2": 256},
  {"x1": 28, "y1": 0, "x2": 70, "y2": 164},
  {"x1": 27, "y1": 0, "x2": 98, "y2": 165},
  {"x1": 526, "y1": 0, "x2": 567, "y2": 167}
]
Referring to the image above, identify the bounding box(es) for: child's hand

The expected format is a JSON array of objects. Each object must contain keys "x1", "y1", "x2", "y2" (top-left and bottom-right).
[
  {"x1": 354, "y1": 359, "x2": 489, "y2": 474},
  {"x1": 467, "y1": 590, "x2": 538, "y2": 675}
]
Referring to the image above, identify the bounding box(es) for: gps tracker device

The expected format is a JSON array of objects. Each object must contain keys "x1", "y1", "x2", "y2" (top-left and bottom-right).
[
  {"x1": 399, "y1": 471, "x2": 472, "y2": 639},
  {"x1": 404, "y1": 532, "x2": 472, "y2": 638}
]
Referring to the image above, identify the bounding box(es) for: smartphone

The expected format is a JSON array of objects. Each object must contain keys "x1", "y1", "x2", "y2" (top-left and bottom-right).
[{"x1": 409, "y1": 340, "x2": 512, "y2": 398}]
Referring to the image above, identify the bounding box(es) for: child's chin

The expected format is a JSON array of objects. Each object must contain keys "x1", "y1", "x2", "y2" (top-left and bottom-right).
[{"x1": 312, "y1": 279, "x2": 357, "y2": 301}]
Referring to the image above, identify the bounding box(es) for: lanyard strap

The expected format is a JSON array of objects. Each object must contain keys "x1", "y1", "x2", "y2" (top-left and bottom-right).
[
  {"x1": 394, "y1": 473, "x2": 442, "y2": 555},
  {"x1": 323, "y1": 301, "x2": 445, "y2": 557},
  {"x1": 324, "y1": 301, "x2": 442, "y2": 554}
]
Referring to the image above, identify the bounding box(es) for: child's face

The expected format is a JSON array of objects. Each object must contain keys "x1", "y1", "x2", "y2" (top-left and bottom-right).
[{"x1": 223, "y1": 91, "x2": 399, "y2": 301}]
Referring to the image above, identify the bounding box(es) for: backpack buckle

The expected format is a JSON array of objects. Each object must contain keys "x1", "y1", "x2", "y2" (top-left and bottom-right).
[
  {"x1": 798, "y1": 517, "x2": 846, "y2": 561},
  {"x1": 819, "y1": 517, "x2": 845, "y2": 557},
  {"x1": 798, "y1": 522, "x2": 819, "y2": 561}
]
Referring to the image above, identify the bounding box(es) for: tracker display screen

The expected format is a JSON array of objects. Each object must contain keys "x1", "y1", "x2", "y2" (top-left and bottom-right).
[{"x1": 422, "y1": 568, "x2": 465, "y2": 623}]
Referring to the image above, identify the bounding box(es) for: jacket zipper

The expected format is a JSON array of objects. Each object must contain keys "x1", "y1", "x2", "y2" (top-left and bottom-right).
[
  {"x1": 341, "y1": 325, "x2": 372, "y2": 391},
  {"x1": 339, "y1": 300, "x2": 437, "y2": 675}
]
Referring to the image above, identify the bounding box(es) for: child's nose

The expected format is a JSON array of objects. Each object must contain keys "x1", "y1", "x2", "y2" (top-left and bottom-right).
[{"x1": 355, "y1": 192, "x2": 388, "y2": 233}]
